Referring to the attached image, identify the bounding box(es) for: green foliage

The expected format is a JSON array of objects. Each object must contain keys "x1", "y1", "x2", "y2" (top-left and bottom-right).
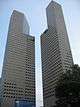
[{"x1": 54, "y1": 64, "x2": 80, "y2": 107}]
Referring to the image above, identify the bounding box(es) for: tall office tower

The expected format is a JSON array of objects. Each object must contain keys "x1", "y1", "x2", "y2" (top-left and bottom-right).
[
  {"x1": 0, "y1": 78, "x2": 1, "y2": 105},
  {"x1": 1, "y1": 10, "x2": 35, "y2": 107},
  {"x1": 41, "y1": 1, "x2": 73, "y2": 107}
]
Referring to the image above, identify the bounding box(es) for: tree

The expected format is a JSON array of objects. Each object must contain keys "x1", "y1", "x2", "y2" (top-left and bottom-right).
[{"x1": 54, "y1": 64, "x2": 80, "y2": 107}]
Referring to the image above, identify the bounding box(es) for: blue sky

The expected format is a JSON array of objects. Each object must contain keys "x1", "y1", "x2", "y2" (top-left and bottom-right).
[{"x1": 0, "y1": 0, "x2": 80, "y2": 107}]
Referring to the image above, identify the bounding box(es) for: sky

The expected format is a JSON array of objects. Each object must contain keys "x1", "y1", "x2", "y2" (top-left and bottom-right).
[{"x1": 0, "y1": 0, "x2": 80, "y2": 107}]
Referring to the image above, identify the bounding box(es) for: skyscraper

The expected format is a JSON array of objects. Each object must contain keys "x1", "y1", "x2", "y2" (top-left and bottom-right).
[
  {"x1": 41, "y1": 1, "x2": 73, "y2": 107},
  {"x1": 1, "y1": 10, "x2": 35, "y2": 107}
]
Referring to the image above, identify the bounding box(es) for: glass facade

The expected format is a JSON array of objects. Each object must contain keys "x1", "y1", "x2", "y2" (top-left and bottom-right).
[{"x1": 15, "y1": 100, "x2": 35, "y2": 107}]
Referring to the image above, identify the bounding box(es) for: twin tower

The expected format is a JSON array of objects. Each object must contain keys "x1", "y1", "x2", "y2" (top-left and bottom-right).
[{"x1": 0, "y1": 1, "x2": 73, "y2": 107}]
